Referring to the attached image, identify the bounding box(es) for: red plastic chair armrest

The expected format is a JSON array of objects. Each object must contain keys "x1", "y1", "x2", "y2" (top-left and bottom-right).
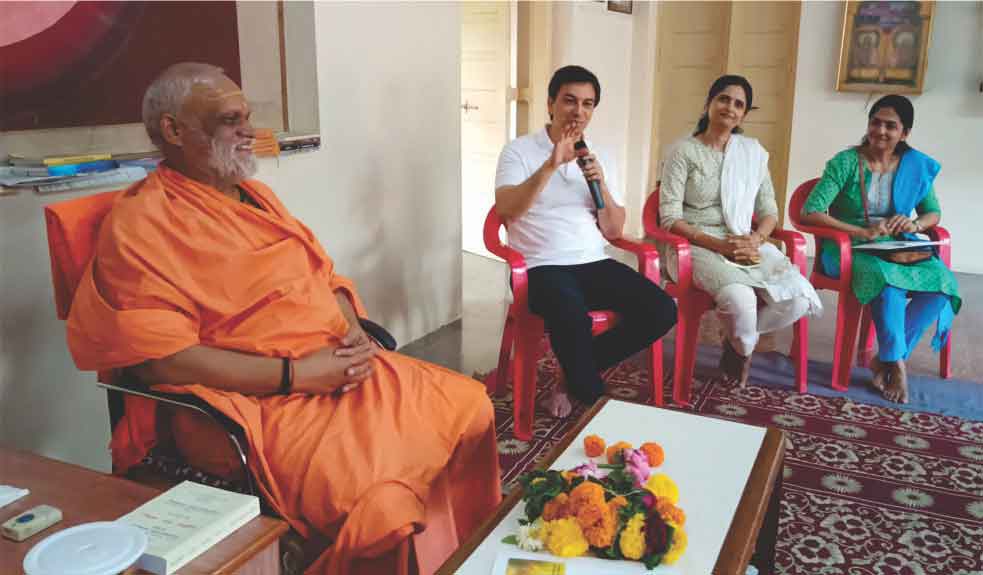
[
  {"x1": 770, "y1": 228, "x2": 808, "y2": 276},
  {"x1": 792, "y1": 221, "x2": 854, "y2": 287},
  {"x1": 609, "y1": 237, "x2": 660, "y2": 284},
  {"x1": 644, "y1": 225, "x2": 692, "y2": 291},
  {"x1": 925, "y1": 225, "x2": 951, "y2": 268}
]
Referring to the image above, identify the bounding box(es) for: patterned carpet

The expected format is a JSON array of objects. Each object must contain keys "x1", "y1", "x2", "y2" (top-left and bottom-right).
[{"x1": 487, "y1": 347, "x2": 983, "y2": 574}]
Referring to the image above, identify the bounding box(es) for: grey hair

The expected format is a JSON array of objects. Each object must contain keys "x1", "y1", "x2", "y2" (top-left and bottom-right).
[{"x1": 142, "y1": 62, "x2": 226, "y2": 149}]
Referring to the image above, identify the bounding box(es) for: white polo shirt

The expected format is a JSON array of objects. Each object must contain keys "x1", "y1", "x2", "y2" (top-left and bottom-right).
[{"x1": 494, "y1": 128, "x2": 622, "y2": 269}]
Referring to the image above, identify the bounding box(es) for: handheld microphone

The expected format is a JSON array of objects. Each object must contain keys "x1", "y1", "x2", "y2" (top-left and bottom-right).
[{"x1": 574, "y1": 140, "x2": 604, "y2": 209}]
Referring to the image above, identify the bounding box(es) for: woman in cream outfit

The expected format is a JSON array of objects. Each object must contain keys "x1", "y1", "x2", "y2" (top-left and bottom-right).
[{"x1": 659, "y1": 75, "x2": 822, "y2": 385}]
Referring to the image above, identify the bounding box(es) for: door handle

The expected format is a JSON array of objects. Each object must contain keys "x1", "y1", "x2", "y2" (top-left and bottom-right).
[{"x1": 460, "y1": 101, "x2": 480, "y2": 112}]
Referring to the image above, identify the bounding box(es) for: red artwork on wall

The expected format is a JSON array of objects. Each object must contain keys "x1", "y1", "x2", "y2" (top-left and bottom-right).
[{"x1": 1, "y1": 1, "x2": 241, "y2": 131}]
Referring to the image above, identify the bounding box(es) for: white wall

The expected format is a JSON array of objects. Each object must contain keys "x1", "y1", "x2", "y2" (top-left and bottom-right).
[
  {"x1": 552, "y1": 1, "x2": 650, "y2": 233},
  {"x1": 787, "y1": 1, "x2": 983, "y2": 273},
  {"x1": 0, "y1": 2, "x2": 463, "y2": 471}
]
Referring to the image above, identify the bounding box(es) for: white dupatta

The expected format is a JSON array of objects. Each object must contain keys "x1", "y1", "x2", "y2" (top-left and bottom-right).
[{"x1": 720, "y1": 134, "x2": 768, "y2": 235}]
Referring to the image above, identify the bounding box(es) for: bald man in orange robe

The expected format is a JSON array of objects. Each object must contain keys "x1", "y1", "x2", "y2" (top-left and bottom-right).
[{"x1": 66, "y1": 62, "x2": 500, "y2": 574}]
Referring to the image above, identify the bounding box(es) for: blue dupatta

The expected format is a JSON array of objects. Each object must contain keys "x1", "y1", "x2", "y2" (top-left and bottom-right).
[{"x1": 891, "y1": 148, "x2": 953, "y2": 352}]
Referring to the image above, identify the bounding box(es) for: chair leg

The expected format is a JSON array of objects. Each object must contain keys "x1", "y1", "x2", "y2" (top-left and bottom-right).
[
  {"x1": 512, "y1": 318, "x2": 543, "y2": 441},
  {"x1": 648, "y1": 339, "x2": 664, "y2": 406},
  {"x1": 831, "y1": 293, "x2": 863, "y2": 392},
  {"x1": 791, "y1": 316, "x2": 809, "y2": 394},
  {"x1": 940, "y1": 331, "x2": 952, "y2": 379},
  {"x1": 490, "y1": 313, "x2": 516, "y2": 397},
  {"x1": 856, "y1": 306, "x2": 876, "y2": 368},
  {"x1": 673, "y1": 303, "x2": 701, "y2": 407}
]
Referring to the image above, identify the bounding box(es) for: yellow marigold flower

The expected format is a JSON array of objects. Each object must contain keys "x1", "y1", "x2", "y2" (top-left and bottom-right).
[
  {"x1": 542, "y1": 492, "x2": 571, "y2": 521},
  {"x1": 618, "y1": 513, "x2": 647, "y2": 560},
  {"x1": 640, "y1": 441, "x2": 665, "y2": 467},
  {"x1": 645, "y1": 473, "x2": 679, "y2": 505},
  {"x1": 605, "y1": 441, "x2": 633, "y2": 464},
  {"x1": 544, "y1": 518, "x2": 589, "y2": 558},
  {"x1": 663, "y1": 527, "x2": 688, "y2": 565},
  {"x1": 530, "y1": 477, "x2": 546, "y2": 486},
  {"x1": 656, "y1": 498, "x2": 686, "y2": 527},
  {"x1": 584, "y1": 434, "x2": 606, "y2": 457},
  {"x1": 561, "y1": 470, "x2": 576, "y2": 484},
  {"x1": 569, "y1": 480, "x2": 606, "y2": 512}
]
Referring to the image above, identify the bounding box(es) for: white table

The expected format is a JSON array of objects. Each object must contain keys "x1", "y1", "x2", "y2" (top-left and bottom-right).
[{"x1": 438, "y1": 398, "x2": 784, "y2": 575}]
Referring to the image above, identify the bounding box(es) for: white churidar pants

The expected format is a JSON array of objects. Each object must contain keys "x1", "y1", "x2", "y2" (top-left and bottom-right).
[{"x1": 714, "y1": 283, "x2": 811, "y2": 357}]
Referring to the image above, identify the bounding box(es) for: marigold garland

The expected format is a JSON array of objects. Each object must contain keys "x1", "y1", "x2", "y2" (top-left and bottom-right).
[{"x1": 506, "y1": 435, "x2": 688, "y2": 570}]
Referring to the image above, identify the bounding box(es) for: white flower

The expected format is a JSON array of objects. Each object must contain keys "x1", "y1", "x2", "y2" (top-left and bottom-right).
[
  {"x1": 821, "y1": 473, "x2": 863, "y2": 495},
  {"x1": 715, "y1": 404, "x2": 748, "y2": 417},
  {"x1": 517, "y1": 519, "x2": 545, "y2": 551},
  {"x1": 831, "y1": 424, "x2": 867, "y2": 439},
  {"x1": 892, "y1": 487, "x2": 935, "y2": 509},
  {"x1": 957, "y1": 444, "x2": 983, "y2": 462},
  {"x1": 771, "y1": 413, "x2": 805, "y2": 428},
  {"x1": 893, "y1": 434, "x2": 931, "y2": 450},
  {"x1": 966, "y1": 500, "x2": 983, "y2": 520}
]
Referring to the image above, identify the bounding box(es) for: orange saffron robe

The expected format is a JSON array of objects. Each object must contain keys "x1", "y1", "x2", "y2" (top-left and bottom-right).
[{"x1": 66, "y1": 165, "x2": 501, "y2": 574}]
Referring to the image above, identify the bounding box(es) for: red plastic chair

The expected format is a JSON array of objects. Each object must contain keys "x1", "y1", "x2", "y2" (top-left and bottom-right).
[
  {"x1": 642, "y1": 185, "x2": 810, "y2": 403},
  {"x1": 483, "y1": 206, "x2": 664, "y2": 441},
  {"x1": 788, "y1": 179, "x2": 952, "y2": 391}
]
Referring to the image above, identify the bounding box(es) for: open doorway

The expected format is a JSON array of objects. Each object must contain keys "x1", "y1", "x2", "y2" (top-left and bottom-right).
[{"x1": 460, "y1": 1, "x2": 517, "y2": 260}]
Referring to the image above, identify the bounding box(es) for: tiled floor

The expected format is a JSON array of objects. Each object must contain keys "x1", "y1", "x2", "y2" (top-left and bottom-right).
[{"x1": 401, "y1": 252, "x2": 983, "y2": 384}]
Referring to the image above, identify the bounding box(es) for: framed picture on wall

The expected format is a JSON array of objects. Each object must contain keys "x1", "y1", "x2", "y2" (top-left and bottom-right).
[{"x1": 836, "y1": 1, "x2": 935, "y2": 94}]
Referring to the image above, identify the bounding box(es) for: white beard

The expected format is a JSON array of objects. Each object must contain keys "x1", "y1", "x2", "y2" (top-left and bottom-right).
[{"x1": 208, "y1": 138, "x2": 257, "y2": 181}]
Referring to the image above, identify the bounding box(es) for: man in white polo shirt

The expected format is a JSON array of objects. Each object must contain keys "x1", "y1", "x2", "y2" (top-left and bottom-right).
[{"x1": 494, "y1": 65, "x2": 676, "y2": 418}]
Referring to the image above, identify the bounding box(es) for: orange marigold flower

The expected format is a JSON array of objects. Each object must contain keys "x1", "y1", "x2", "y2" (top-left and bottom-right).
[
  {"x1": 607, "y1": 495, "x2": 628, "y2": 515},
  {"x1": 576, "y1": 501, "x2": 618, "y2": 548},
  {"x1": 568, "y1": 480, "x2": 606, "y2": 513},
  {"x1": 542, "y1": 492, "x2": 572, "y2": 521},
  {"x1": 656, "y1": 498, "x2": 687, "y2": 527},
  {"x1": 640, "y1": 442, "x2": 665, "y2": 467},
  {"x1": 583, "y1": 434, "x2": 606, "y2": 457},
  {"x1": 605, "y1": 441, "x2": 633, "y2": 464}
]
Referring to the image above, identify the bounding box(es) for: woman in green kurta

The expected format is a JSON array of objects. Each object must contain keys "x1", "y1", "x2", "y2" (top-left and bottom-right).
[{"x1": 801, "y1": 95, "x2": 959, "y2": 404}]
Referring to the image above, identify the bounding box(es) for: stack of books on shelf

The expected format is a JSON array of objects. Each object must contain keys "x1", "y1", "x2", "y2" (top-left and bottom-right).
[
  {"x1": 278, "y1": 133, "x2": 321, "y2": 155},
  {"x1": 0, "y1": 151, "x2": 161, "y2": 194}
]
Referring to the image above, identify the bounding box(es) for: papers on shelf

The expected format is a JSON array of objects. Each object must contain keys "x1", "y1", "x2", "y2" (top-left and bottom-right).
[{"x1": 853, "y1": 240, "x2": 943, "y2": 252}]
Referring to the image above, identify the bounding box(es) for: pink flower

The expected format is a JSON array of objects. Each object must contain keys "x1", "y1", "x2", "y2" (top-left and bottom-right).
[
  {"x1": 642, "y1": 493, "x2": 656, "y2": 509},
  {"x1": 624, "y1": 448, "x2": 652, "y2": 487},
  {"x1": 572, "y1": 461, "x2": 609, "y2": 480}
]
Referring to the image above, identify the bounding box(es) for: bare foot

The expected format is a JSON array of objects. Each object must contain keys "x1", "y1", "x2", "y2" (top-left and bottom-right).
[
  {"x1": 882, "y1": 360, "x2": 909, "y2": 404},
  {"x1": 870, "y1": 357, "x2": 887, "y2": 393},
  {"x1": 718, "y1": 339, "x2": 738, "y2": 384},
  {"x1": 539, "y1": 389, "x2": 573, "y2": 418},
  {"x1": 719, "y1": 339, "x2": 752, "y2": 386}
]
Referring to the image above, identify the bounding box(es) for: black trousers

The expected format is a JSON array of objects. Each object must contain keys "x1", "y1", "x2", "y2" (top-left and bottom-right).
[{"x1": 528, "y1": 258, "x2": 677, "y2": 404}]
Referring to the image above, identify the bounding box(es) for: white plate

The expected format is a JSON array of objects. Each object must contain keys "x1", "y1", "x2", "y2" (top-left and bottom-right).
[{"x1": 23, "y1": 521, "x2": 147, "y2": 575}]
